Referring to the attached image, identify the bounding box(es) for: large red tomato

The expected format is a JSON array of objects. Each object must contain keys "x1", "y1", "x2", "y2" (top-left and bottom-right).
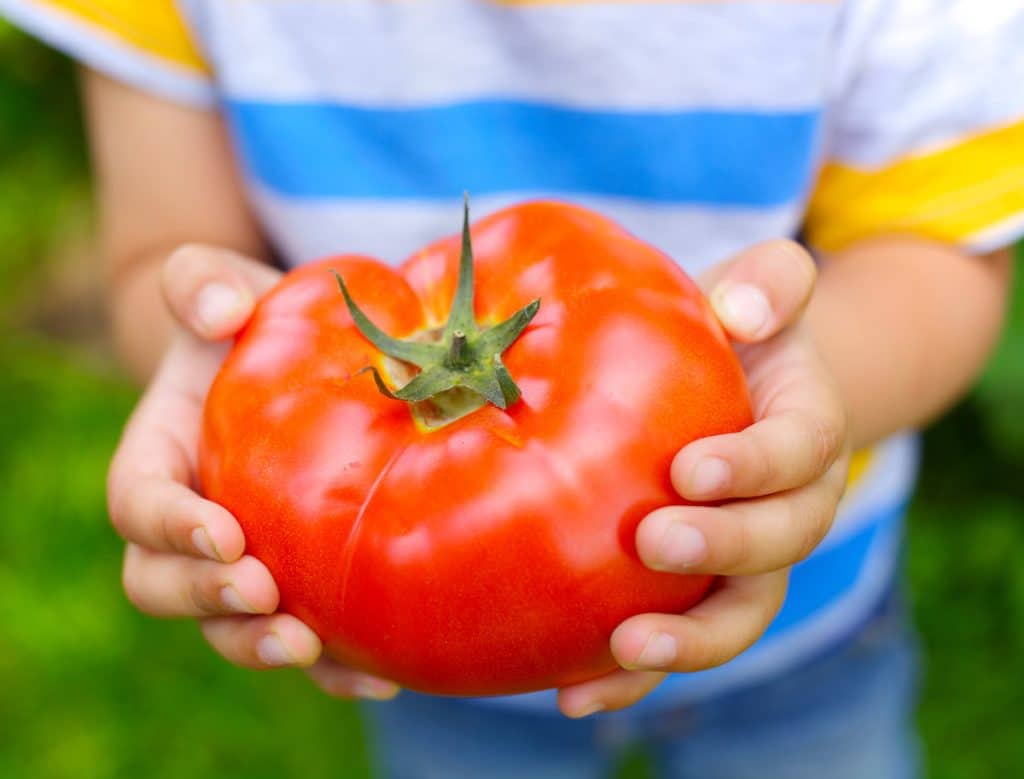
[{"x1": 199, "y1": 201, "x2": 752, "y2": 696}]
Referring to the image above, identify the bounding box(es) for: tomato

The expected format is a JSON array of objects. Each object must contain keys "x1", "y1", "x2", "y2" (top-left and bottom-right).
[{"x1": 199, "y1": 201, "x2": 752, "y2": 696}]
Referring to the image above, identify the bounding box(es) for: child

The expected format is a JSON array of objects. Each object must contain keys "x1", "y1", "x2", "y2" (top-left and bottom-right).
[{"x1": 2, "y1": 0, "x2": 1020, "y2": 776}]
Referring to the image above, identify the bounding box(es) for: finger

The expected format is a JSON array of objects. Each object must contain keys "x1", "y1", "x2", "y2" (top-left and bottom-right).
[
  {"x1": 109, "y1": 475, "x2": 245, "y2": 561},
  {"x1": 122, "y1": 544, "x2": 279, "y2": 618},
  {"x1": 305, "y1": 656, "x2": 402, "y2": 701},
  {"x1": 611, "y1": 572, "x2": 789, "y2": 673},
  {"x1": 671, "y1": 412, "x2": 844, "y2": 502},
  {"x1": 107, "y1": 341, "x2": 247, "y2": 562},
  {"x1": 161, "y1": 244, "x2": 281, "y2": 340},
  {"x1": 558, "y1": 669, "x2": 666, "y2": 718},
  {"x1": 672, "y1": 394, "x2": 846, "y2": 502},
  {"x1": 698, "y1": 240, "x2": 817, "y2": 342},
  {"x1": 674, "y1": 321, "x2": 847, "y2": 502},
  {"x1": 638, "y1": 456, "x2": 847, "y2": 575},
  {"x1": 201, "y1": 613, "x2": 322, "y2": 669}
]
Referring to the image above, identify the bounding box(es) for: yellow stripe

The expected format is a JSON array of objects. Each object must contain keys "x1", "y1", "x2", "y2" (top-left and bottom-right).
[
  {"x1": 40, "y1": 0, "x2": 206, "y2": 72},
  {"x1": 846, "y1": 447, "x2": 872, "y2": 490},
  {"x1": 805, "y1": 119, "x2": 1024, "y2": 252}
]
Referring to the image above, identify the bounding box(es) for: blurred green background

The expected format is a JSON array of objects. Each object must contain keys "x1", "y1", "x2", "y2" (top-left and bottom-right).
[{"x1": 1, "y1": 20, "x2": 1022, "y2": 779}]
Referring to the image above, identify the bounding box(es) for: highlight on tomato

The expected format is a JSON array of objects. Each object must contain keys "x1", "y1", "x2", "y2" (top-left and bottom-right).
[{"x1": 199, "y1": 198, "x2": 753, "y2": 696}]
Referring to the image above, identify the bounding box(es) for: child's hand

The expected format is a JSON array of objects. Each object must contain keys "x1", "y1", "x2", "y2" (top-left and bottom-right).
[
  {"x1": 558, "y1": 241, "x2": 850, "y2": 717},
  {"x1": 106, "y1": 246, "x2": 400, "y2": 701}
]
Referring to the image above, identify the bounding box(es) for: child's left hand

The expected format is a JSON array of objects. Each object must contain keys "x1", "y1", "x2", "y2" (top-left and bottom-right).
[{"x1": 558, "y1": 240, "x2": 851, "y2": 718}]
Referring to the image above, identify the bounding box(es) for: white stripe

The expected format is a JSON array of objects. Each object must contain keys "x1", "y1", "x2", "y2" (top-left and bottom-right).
[
  {"x1": 814, "y1": 433, "x2": 919, "y2": 554},
  {"x1": 480, "y1": 508, "x2": 904, "y2": 711},
  {"x1": 825, "y1": 0, "x2": 1024, "y2": 167},
  {"x1": 965, "y1": 210, "x2": 1024, "y2": 254},
  {"x1": 251, "y1": 189, "x2": 804, "y2": 276},
  {"x1": 0, "y1": 0, "x2": 215, "y2": 107},
  {"x1": 186, "y1": 0, "x2": 837, "y2": 109}
]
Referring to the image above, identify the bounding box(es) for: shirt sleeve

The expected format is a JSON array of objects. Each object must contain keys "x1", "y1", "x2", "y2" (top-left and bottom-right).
[
  {"x1": 0, "y1": 0, "x2": 214, "y2": 106},
  {"x1": 805, "y1": 0, "x2": 1024, "y2": 254}
]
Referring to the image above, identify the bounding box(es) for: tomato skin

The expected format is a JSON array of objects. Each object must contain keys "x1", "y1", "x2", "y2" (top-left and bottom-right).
[{"x1": 199, "y1": 202, "x2": 753, "y2": 696}]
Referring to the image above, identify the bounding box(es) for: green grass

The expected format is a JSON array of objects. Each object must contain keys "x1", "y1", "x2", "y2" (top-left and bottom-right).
[
  {"x1": 0, "y1": 336, "x2": 373, "y2": 779},
  {"x1": 0, "y1": 22, "x2": 89, "y2": 309},
  {"x1": 1, "y1": 19, "x2": 1022, "y2": 779}
]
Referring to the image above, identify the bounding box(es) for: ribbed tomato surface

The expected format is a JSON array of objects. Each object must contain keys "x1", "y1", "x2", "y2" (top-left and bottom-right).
[{"x1": 199, "y1": 202, "x2": 752, "y2": 695}]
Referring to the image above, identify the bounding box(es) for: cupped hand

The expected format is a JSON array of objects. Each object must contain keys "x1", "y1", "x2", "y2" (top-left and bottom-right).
[
  {"x1": 558, "y1": 240, "x2": 851, "y2": 717},
  {"x1": 106, "y1": 245, "x2": 399, "y2": 701}
]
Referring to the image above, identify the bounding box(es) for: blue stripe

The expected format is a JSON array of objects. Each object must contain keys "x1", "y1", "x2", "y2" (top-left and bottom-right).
[
  {"x1": 766, "y1": 500, "x2": 908, "y2": 637},
  {"x1": 226, "y1": 100, "x2": 821, "y2": 205}
]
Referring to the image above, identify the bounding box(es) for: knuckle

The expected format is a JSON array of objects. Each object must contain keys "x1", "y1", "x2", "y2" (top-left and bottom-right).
[
  {"x1": 813, "y1": 496, "x2": 839, "y2": 547},
  {"x1": 828, "y1": 451, "x2": 853, "y2": 492},
  {"x1": 726, "y1": 513, "x2": 755, "y2": 572},
  {"x1": 198, "y1": 618, "x2": 246, "y2": 664},
  {"x1": 807, "y1": 413, "x2": 844, "y2": 477},
  {"x1": 770, "y1": 575, "x2": 790, "y2": 613},
  {"x1": 759, "y1": 574, "x2": 790, "y2": 627},
  {"x1": 108, "y1": 478, "x2": 140, "y2": 539},
  {"x1": 159, "y1": 491, "x2": 193, "y2": 555},
  {"x1": 160, "y1": 511, "x2": 178, "y2": 554},
  {"x1": 197, "y1": 618, "x2": 221, "y2": 651},
  {"x1": 745, "y1": 434, "x2": 774, "y2": 489},
  {"x1": 686, "y1": 618, "x2": 731, "y2": 670},
  {"x1": 188, "y1": 575, "x2": 220, "y2": 615},
  {"x1": 792, "y1": 500, "x2": 830, "y2": 562},
  {"x1": 110, "y1": 476, "x2": 171, "y2": 545},
  {"x1": 106, "y1": 456, "x2": 127, "y2": 525},
  {"x1": 795, "y1": 521, "x2": 819, "y2": 563},
  {"x1": 745, "y1": 434, "x2": 778, "y2": 493},
  {"x1": 121, "y1": 550, "x2": 148, "y2": 612},
  {"x1": 702, "y1": 641, "x2": 734, "y2": 670}
]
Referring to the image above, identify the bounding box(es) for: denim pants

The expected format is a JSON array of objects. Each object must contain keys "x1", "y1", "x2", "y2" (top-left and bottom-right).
[{"x1": 362, "y1": 591, "x2": 921, "y2": 779}]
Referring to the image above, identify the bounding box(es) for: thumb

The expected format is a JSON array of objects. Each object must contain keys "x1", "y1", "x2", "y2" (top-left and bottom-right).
[
  {"x1": 161, "y1": 245, "x2": 282, "y2": 340},
  {"x1": 698, "y1": 240, "x2": 817, "y2": 343}
]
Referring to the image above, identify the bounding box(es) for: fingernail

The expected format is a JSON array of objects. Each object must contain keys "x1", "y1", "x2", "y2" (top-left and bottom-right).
[
  {"x1": 715, "y1": 283, "x2": 771, "y2": 337},
  {"x1": 192, "y1": 527, "x2": 222, "y2": 561},
  {"x1": 220, "y1": 584, "x2": 260, "y2": 614},
  {"x1": 688, "y1": 456, "x2": 730, "y2": 498},
  {"x1": 567, "y1": 701, "x2": 605, "y2": 719},
  {"x1": 635, "y1": 632, "x2": 677, "y2": 669},
  {"x1": 196, "y1": 282, "x2": 246, "y2": 331},
  {"x1": 658, "y1": 523, "x2": 708, "y2": 570},
  {"x1": 353, "y1": 676, "x2": 401, "y2": 701},
  {"x1": 257, "y1": 633, "x2": 296, "y2": 667}
]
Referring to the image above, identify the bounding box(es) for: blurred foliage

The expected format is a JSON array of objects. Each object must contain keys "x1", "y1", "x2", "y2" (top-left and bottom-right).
[
  {"x1": 0, "y1": 337, "x2": 372, "y2": 779},
  {"x1": 0, "y1": 20, "x2": 89, "y2": 311},
  {"x1": 0, "y1": 18, "x2": 1022, "y2": 779},
  {"x1": 909, "y1": 258, "x2": 1024, "y2": 778}
]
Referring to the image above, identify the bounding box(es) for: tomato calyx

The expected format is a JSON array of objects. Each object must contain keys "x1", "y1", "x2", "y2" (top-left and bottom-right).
[{"x1": 332, "y1": 196, "x2": 541, "y2": 420}]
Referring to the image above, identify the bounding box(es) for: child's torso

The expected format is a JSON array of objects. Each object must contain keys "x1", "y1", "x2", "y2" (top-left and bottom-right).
[
  {"x1": 180, "y1": 0, "x2": 917, "y2": 714},
  {"x1": 180, "y1": 0, "x2": 844, "y2": 270}
]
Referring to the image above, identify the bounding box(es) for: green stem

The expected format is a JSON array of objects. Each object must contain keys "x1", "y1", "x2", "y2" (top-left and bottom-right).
[
  {"x1": 448, "y1": 330, "x2": 470, "y2": 368},
  {"x1": 331, "y1": 195, "x2": 540, "y2": 417}
]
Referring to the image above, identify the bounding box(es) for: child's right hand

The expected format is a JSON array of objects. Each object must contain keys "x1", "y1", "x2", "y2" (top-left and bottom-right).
[{"x1": 106, "y1": 245, "x2": 401, "y2": 701}]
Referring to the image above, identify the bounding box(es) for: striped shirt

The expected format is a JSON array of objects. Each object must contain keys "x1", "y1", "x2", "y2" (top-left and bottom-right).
[{"x1": 5, "y1": 0, "x2": 1022, "y2": 712}]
